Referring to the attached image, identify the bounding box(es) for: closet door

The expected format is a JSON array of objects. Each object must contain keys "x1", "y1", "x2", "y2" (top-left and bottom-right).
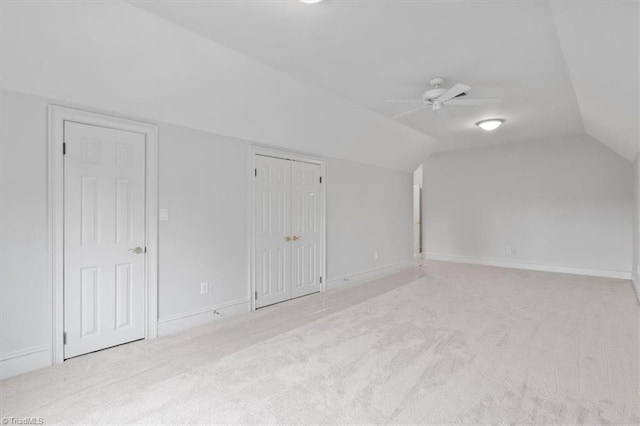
[
  {"x1": 254, "y1": 155, "x2": 291, "y2": 308},
  {"x1": 290, "y1": 161, "x2": 322, "y2": 299}
]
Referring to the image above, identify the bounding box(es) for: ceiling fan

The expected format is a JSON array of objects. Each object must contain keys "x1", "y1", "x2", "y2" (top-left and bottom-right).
[{"x1": 386, "y1": 77, "x2": 500, "y2": 119}]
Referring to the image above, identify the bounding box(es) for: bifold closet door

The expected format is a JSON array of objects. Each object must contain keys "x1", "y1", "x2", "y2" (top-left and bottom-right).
[{"x1": 255, "y1": 155, "x2": 292, "y2": 308}]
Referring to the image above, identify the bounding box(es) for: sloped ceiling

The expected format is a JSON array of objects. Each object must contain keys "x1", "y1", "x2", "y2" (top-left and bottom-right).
[
  {"x1": 550, "y1": 1, "x2": 639, "y2": 161},
  {"x1": 0, "y1": 1, "x2": 436, "y2": 171},
  {"x1": 131, "y1": 0, "x2": 638, "y2": 159},
  {"x1": 131, "y1": 0, "x2": 584, "y2": 153},
  {"x1": 1, "y1": 0, "x2": 638, "y2": 167}
]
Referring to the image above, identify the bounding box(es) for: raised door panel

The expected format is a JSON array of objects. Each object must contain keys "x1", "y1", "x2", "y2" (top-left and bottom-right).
[
  {"x1": 115, "y1": 263, "x2": 133, "y2": 329},
  {"x1": 80, "y1": 176, "x2": 100, "y2": 245},
  {"x1": 115, "y1": 179, "x2": 132, "y2": 243},
  {"x1": 80, "y1": 267, "x2": 100, "y2": 337}
]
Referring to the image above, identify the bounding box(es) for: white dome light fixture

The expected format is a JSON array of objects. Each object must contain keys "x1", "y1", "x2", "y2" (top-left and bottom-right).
[
  {"x1": 476, "y1": 118, "x2": 505, "y2": 131},
  {"x1": 299, "y1": 0, "x2": 323, "y2": 3}
]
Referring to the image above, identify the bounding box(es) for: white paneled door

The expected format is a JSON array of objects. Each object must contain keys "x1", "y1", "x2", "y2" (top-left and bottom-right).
[
  {"x1": 255, "y1": 155, "x2": 323, "y2": 308},
  {"x1": 290, "y1": 161, "x2": 322, "y2": 299},
  {"x1": 255, "y1": 156, "x2": 292, "y2": 308},
  {"x1": 64, "y1": 121, "x2": 146, "y2": 359}
]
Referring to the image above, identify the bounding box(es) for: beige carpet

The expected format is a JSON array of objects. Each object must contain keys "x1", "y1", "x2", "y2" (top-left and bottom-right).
[{"x1": 1, "y1": 261, "x2": 639, "y2": 424}]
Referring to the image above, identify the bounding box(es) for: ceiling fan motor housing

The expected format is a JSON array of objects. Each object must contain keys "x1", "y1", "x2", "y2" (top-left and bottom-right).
[
  {"x1": 429, "y1": 77, "x2": 446, "y2": 87},
  {"x1": 423, "y1": 87, "x2": 447, "y2": 102}
]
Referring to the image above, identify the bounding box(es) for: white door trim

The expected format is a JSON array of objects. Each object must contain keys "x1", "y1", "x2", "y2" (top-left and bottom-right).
[
  {"x1": 248, "y1": 146, "x2": 327, "y2": 311},
  {"x1": 48, "y1": 105, "x2": 159, "y2": 365}
]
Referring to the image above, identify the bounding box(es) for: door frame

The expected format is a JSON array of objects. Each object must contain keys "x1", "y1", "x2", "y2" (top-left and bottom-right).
[
  {"x1": 248, "y1": 146, "x2": 327, "y2": 311},
  {"x1": 48, "y1": 105, "x2": 159, "y2": 364}
]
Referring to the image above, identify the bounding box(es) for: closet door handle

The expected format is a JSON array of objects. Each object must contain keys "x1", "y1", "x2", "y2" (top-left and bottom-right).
[{"x1": 292, "y1": 236, "x2": 302, "y2": 241}]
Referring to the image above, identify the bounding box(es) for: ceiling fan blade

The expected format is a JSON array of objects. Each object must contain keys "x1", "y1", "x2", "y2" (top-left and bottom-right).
[
  {"x1": 446, "y1": 98, "x2": 501, "y2": 106},
  {"x1": 391, "y1": 106, "x2": 424, "y2": 119},
  {"x1": 438, "y1": 83, "x2": 471, "y2": 102},
  {"x1": 385, "y1": 99, "x2": 423, "y2": 103}
]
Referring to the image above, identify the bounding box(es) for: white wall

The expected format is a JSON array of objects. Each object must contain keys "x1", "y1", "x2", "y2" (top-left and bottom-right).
[
  {"x1": 157, "y1": 125, "x2": 250, "y2": 322},
  {"x1": 423, "y1": 135, "x2": 634, "y2": 277},
  {"x1": 0, "y1": 89, "x2": 414, "y2": 378},
  {"x1": 0, "y1": 90, "x2": 51, "y2": 376},
  {"x1": 326, "y1": 159, "x2": 413, "y2": 283}
]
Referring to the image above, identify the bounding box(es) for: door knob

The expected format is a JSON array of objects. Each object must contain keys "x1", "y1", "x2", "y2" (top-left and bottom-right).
[
  {"x1": 292, "y1": 236, "x2": 303, "y2": 241},
  {"x1": 128, "y1": 246, "x2": 144, "y2": 254},
  {"x1": 284, "y1": 236, "x2": 292, "y2": 242}
]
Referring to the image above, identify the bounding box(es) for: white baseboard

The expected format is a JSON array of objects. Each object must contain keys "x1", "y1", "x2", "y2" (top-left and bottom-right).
[
  {"x1": 326, "y1": 260, "x2": 415, "y2": 291},
  {"x1": 423, "y1": 253, "x2": 632, "y2": 280},
  {"x1": 157, "y1": 298, "x2": 250, "y2": 336},
  {"x1": 0, "y1": 345, "x2": 50, "y2": 380}
]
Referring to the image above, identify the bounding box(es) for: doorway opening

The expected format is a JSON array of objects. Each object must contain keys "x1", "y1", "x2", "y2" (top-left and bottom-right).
[{"x1": 413, "y1": 164, "x2": 423, "y2": 257}]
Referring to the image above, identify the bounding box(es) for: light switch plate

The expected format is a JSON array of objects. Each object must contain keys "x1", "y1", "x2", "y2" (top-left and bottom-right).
[
  {"x1": 159, "y1": 208, "x2": 169, "y2": 221},
  {"x1": 200, "y1": 282, "x2": 209, "y2": 295}
]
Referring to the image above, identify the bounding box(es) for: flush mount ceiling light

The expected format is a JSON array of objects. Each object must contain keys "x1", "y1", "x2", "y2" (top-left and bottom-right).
[
  {"x1": 476, "y1": 118, "x2": 505, "y2": 131},
  {"x1": 299, "y1": 0, "x2": 323, "y2": 3}
]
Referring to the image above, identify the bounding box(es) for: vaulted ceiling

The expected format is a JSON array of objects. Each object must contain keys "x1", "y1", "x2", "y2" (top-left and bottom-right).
[
  {"x1": 550, "y1": 1, "x2": 639, "y2": 161},
  {"x1": 1, "y1": 0, "x2": 638, "y2": 170},
  {"x1": 132, "y1": 0, "x2": 583, "y2": 154},
  {"x1": 132, "y1": 0, "x2": 638, "y2": 160}
]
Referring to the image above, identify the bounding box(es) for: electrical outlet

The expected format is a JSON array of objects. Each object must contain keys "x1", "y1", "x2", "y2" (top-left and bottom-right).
[
  {"x1": 506, "y1": 246, "x2": 516, "y2": 255},
  {"x1": 200, "y1": 282, "x2": 209, "y2": 295},
  {"x1": 374, "y1": 251, "x2": 379, "y2": 260}
]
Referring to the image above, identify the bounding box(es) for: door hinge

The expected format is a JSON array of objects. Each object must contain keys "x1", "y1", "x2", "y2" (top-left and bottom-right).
[
  {"x1": 319, "y1": 176, "x2": 322, "y2": 184},
  {"x1": 63, "y1": 143, "x2": 66, "y2": 155},
  {"x1": 144, "y1": 246, "x2": 147, "y2": 253},
  {"x1": 63, "y1": 332, "x2": 67, "y2": 345},
  {"x1": 254, "y1": 168, "x2": 257, "y2": 177},
  {"x1": 255, "y1": 291, "x2": 258, "y2": 300},
  {"x1": 320, "y1": 276, "x2": 323, "y2": 283}
]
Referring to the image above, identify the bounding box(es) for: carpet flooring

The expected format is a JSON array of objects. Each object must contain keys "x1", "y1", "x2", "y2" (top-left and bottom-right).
[{"x1": 1, "y1": 261, "x2": 638, "y2": 424}]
